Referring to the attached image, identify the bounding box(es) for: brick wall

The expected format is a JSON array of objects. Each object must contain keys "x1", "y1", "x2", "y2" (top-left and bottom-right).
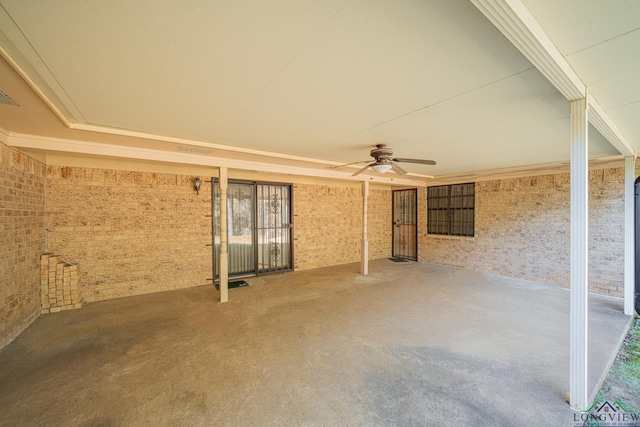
[
  {"x1": 3, "y1": 145, "x2": 628, "y2": 348},
  {"x1": 46, "y1": 167, "x2": 212, "y2": 302},
  {"x1": 46, "y1": 170, "x2": 394, "y2": 301},
  {"x1": 368, "y1": 188, "x2": 392, "y2": 260},
  {"x1": 293, "y1": 184, "x2": 363, "y2": 270},
  {"x1": 0, "y1": 142, "x2": 46, "y2": 349},
  {"x1": 587, "y1": 169, "x2": 626, "y2": 296},
  {"x1": 419, "y1": 168, "x2": 625, "y2": 296},
  {"x1": 293, "y1": 183, "x2": 393, "y2": 270}
]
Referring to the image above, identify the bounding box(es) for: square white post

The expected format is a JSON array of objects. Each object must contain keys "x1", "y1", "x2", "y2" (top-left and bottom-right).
[
  {"x1": 624, "y1": 156, "x2": 636, "y2": 316},
  {"x1": 569, "y1": 98, "x2": 589, "y2": 410},
  {"x1": 361, "y1": 180, "x2": 369, "y2": 275},
  {"x1": 219, "y1": 167, "x2": 229, "y2": 303}
]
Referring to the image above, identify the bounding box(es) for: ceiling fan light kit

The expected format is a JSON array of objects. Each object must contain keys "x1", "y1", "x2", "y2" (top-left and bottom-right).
[
  {"x1": 340, "y1": 144, "x2": 436, "y2": 176},
  {"x1": 371, "y1": 163, "x2": 392, "y2": 174}
]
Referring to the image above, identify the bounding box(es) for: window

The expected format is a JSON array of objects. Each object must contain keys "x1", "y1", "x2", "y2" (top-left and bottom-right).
[{"x1": 427, "y1": 183, "x2": 474, "y2": 236}]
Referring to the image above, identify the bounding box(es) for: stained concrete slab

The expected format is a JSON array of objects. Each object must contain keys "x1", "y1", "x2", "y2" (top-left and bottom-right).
[{"x1": 0, "y1": 261, "x2": 632, "y2": 426}]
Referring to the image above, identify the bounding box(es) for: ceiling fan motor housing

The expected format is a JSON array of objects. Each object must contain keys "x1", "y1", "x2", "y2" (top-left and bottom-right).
[{"x1": 370, "y1": 144, "x2": 393, "y2": 160}]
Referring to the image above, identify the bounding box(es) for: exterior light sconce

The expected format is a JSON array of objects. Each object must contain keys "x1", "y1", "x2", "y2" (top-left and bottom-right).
[{"x1": 193, "y1": 177, "x2": 202, "y2": 195}]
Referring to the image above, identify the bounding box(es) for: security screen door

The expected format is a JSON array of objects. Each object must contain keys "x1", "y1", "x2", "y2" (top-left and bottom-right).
[
  {"x1": 392, "y1": 189, "x2": 417, "y2": 260},
  {"x1": 213, "y1": 181, "x2": 292, "y2": 278},
  {"x1": 256, "y1": 183, "x2": 292, "y2": 273}
]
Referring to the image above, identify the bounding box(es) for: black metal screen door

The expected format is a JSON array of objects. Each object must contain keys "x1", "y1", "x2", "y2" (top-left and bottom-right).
[
  {"x1": 256, "y1": 183, "x2": 292, "y2": 273},
  {"x1": 213, "y1": 180, "x2": 292, "y2": 278},
  {"x1": 392, "y1": 189, "x2": 417, "y2": 260}
]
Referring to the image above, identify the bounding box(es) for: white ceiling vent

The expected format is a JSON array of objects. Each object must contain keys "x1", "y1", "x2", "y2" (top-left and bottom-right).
[{"x1": 0, "y1": 89, "x2": 19, "y2": 106}]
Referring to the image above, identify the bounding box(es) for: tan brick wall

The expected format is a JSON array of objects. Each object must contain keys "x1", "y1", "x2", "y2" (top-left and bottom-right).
[
  {"x1": 368, "y1": 188, "x2": 392, "y2": 260},
  {"x1": 293, "y1": 183, "x2": 393, "y2": 270},
  {"x1": 46, "y1": 170, "x2": 393, "y2": 300},
  {"x1": 0, "y1": 142, "x2": 46, "y2": 349},
  {"x1": 46, "y1": 166, "x2": 212, "y2": 302},
  {"x1": 587, "y1": 169, "x2": 626, "y2": 296},
  {"x1": 419, "y1": 168, "x2": 625, "y2": 296}
]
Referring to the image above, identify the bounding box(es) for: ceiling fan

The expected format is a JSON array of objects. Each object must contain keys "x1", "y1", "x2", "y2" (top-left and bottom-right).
[{"x1": 334, "y1": 144, "x2": 436, "y2": 176}]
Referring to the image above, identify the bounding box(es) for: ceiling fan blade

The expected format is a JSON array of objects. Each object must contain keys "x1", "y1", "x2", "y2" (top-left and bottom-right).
[
  {"x1": 390, "y1": 162, "x2": 407, "y2": 175},
  {"x1": 392, "y1": 158, "x2": 437, "y2": 166},
  {"x1": 330, "y1": 160, "x2": 372, "y2": 169},
  {"x1": 352, "y1": 163, "x2": 374, "y2": 176}
]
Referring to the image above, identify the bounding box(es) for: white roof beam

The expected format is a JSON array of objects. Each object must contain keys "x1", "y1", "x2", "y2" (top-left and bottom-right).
[
  {"x1": 470, "y1": 0, "x2": 636, "y2": 158},
  {"x1": 470, "y1": 0, "x2": 584, "y2": 100},
  {"x1": 587, "y1": 95, "x2": 635, "y2": 157}
]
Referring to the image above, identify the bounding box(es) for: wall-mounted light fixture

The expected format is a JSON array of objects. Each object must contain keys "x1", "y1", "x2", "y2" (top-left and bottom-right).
[{"x1": 193, "y1": 177, "x2": 202, "y2": 195}]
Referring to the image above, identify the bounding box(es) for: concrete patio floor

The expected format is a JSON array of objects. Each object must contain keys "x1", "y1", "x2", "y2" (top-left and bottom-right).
[{"x1": 0, "y1": 260, "x2": 632, "y2": 426}]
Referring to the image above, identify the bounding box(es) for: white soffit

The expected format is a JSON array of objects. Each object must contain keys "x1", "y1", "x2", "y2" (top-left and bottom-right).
[
  {"x1": 520, "y1": 0, "x2": 640, "y2": 55},
  {"x1": 471, "y1": 0, "x2": 636, "y2": 157},
  {"x1": 548, "y1": 27, "x2": 640, "y2": 157},
  {"x1": 337, "y1": 69, "x2": 616, "y2": 175},
  {"x1": 0, "y1": 0, "x2": 348, "y2": 139},
  {"x1": 0, "y1": 0, "x2": 636, "y2": 177},
  {"x1": 522, "y1": 0, "x2": 640, "y2": 156},
  {"x1": 469, "y1": 0, "x2": 584, "y2": 100},
  {"x1": 220, "y1": 0, "x2": 534, "y2": 155}
]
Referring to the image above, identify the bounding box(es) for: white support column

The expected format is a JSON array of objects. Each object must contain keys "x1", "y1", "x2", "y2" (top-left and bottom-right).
[
  {"x1": 569, "y1": 98, "x2": 589, "y2": 411},
  {"x1": 219, "y1": 167, "x2": 229, "y2": 303},
  {"x1": 361, "y1": 180, "x2": 369, "y2": 275},
  {"x1": 624, "y1": 156, "x2": 636, "y2": 316}
]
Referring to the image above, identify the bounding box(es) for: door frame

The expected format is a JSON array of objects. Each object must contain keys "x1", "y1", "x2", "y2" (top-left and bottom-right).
[{"x1": 212, "y1": 179, "x2": 294, "y2": 281}]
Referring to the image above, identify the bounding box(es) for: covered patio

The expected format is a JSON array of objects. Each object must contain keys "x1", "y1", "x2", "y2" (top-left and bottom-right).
[{"x1": 0, "y1": 260, "x2": 630, "y2": 426}]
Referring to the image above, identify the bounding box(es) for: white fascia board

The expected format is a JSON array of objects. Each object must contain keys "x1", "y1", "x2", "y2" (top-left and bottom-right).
[
  {"x1": 71, "y1": 123, "x2": 356, "y2": 168},
  {"x1": 6, "y1": 132, "x2": 425, "y2": 186}
]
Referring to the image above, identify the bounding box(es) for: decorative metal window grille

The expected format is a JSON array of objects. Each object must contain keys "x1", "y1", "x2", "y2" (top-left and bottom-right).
[{"x1": 427, "y1": 183, "x2": 475, "y2": 237}]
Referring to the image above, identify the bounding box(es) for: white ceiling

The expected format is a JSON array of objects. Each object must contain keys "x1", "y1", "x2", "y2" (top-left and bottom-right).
[{"x1": 0, "y1": 0, "x2": 638, "y2": 180}]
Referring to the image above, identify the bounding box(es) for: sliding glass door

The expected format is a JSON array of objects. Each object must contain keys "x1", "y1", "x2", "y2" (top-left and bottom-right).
[{"x1": 213, "y1": 181, "x2": 292, "y2": 278}]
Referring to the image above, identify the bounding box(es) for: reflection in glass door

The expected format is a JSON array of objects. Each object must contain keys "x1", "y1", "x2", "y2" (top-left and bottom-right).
[{"x1": 213, "y1": 180, "x2": 292, "y2": 278}]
